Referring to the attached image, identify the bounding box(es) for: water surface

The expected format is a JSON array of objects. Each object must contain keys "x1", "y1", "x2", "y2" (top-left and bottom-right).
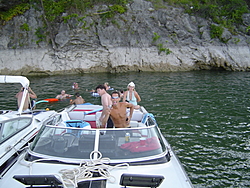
[{"x1": 0, "y1": 71, "x2": 249, "y2": 187}]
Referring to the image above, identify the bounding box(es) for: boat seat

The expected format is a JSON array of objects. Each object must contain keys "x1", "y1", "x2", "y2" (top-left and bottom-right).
[
  {"x1": 65, "y1": 120, "x2": 90, "y2": 128},
  {"x1": 51, "y1": 136, "x2": 68, "y2": 154},
  {"x1": 130, "y1": 121, "x2": 138, "y2": 128},
  {"x1": 127, "y1": 109, "x2": 144, "y2": 121},
  {"x1": 61, "y1": 133, "x2": 77, "y2": 147},
  {"x1": 99, "y1": 134, "x2": 117, "y2": 157},
  {"x1": 68, "y1": 112, "x2": 96, "y2": 121},
  {"x1": 78, "y1": 134, "x2": 95, "y2": 154},
  {"x1": 68, "y1": 111, "x2": 85, "y2": 120},
  {"x1": 138, "y1": 122, "x2": 146, "y2": 127},
  {"x1": 65, "y1": 120, "x2": 91, "y2": 136}
]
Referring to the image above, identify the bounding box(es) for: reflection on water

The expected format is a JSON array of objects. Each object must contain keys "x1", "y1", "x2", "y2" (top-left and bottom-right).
[{"x1": 0, "y1": 71, "x2": 249, "y2": 187}]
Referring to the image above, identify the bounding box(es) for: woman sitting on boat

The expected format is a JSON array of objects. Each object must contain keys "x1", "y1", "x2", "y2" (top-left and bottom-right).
[{"x1": 123, "y1": 82, "x2": 141, "y2": 109}]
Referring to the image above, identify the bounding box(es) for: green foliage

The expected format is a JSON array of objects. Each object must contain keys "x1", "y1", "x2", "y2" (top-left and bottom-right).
[
  {"x1": 0, "y1": 3, "x2": 30, "y2": 23},
  {"x1": 42, "y1": 0, "x2": 70, "y2": 22},
  {"x1": 78, "y1": 16, "x2": 87, "y2": 22},
  {"x1": 246, "y1": 26, "x2": 250, "y2": 32},
  {"x1": 110, "y1": 5, "x2": 127, "y2": 14},
  {"x1": 166, "y1": 48, "x2": 172, "y2": 55},
  {"x1": 62, "y1": 13, "x2": 79, "y2": 23},
  {"x1": 66, "y1": 0, "x2": 93, "y2": 13},
  {"x1": 210, "y1": 24, "x2": 224, "y2": 39},
  {"x1": 153, "y1": 0, "x2": 249, "y2": 33},
  {"x1": 20, "y1": 23, "x2": 30, "y2": 31},
  {"x1": 157, "y1": 43, "x2": 172, "y2": 55},
  {"x1": 99, "y1": 11, "x2": 114, "y2": 19},
  {"x1": 152, "y1": 32, "x2": 161, "y2": 42},
  {"x1": 100, "y1": 4, "x2": 127, "y2": 20},
  {"x1": 232, "y1": 38, "x2": 240, "y2": 44},
  {"x1": 152, "y1": 33, "x2": 172, "y2": 55},
  {"x1": 147, "y1": 0, "x2": 167, "y2": 9},
  {"x1": 35, "y1": 27, "x2": 46, "y2": 44}
]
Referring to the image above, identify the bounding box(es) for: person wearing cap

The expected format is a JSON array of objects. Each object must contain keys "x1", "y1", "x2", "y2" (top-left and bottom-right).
[{"x1": 123, "y1": 82, "x2": 141, "y2": 109}]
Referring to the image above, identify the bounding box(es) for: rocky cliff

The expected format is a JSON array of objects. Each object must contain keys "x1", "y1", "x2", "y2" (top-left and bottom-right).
[{"x1": 0, "y1": 0, "x2": 250, "y2": 75}]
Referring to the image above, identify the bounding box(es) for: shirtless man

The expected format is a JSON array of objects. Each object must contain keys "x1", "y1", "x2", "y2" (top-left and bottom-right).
[
  {"x1": 15, "y1": 87, "x2": 37, "y2": 111},
  {"x1": 110, "y1": 91, "x2": 134, "y2": 128},
  {"x1": 70, "y1": 93, "x2": 85, "y2": 105},
  {"x1": 96, "y1": 84, "x2": 112, "y2": 128},
  {"x1": 56, "y1": 90, "x2": 73, "y2": 100}
]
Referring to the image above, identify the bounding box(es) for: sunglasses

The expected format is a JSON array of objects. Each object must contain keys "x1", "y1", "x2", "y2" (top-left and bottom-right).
[{"x1": 111, "y1": 96, "x2": 120, "y2": 99}]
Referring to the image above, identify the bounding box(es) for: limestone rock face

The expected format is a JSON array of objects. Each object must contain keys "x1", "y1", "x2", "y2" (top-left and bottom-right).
[{"x1": 0, "y1": 0, "x2": 249, "y2": 75}]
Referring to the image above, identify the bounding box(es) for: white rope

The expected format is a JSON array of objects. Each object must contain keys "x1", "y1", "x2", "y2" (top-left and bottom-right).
[
  {"x1": 59, "y1": 150, "x2": 129, "y2": 188},
  {"x1": 19, "y1": 150, "x2": 129, "y2": 188}
]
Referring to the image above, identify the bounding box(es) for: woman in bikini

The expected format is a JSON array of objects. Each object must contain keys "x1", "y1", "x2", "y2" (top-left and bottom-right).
[{"x1": 123, "y1": 82, "x2": 141, "y2": 109}]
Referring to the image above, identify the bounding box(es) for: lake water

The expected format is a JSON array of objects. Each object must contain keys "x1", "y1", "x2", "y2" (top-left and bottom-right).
[{"x1": 0, "y1": 71, "x2": 249, "y2": 187}]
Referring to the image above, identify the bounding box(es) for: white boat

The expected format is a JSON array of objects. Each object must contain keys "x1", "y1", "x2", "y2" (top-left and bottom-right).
[
  {"x1": 0, "y1": 75, "x2": 56, "y2": 172},
  {"x1": 0, "y1": 104, "x2": 193, "y2": 188}
]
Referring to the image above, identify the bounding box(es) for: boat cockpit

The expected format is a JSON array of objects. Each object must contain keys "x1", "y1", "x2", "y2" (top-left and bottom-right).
[
  {"x1": 28, "y1": 123, "x2": 168, "y2": 162},
  {"x1": 25, "y1": 104, "x2": 170, "y2": 164}
]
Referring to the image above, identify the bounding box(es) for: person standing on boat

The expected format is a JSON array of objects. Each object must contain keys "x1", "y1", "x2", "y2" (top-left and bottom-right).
[
  {"x1": 70, "y1": 92, "x2": 85, "y2": 105},
  {"x1": 123, "y1": 82, "x2": 141, "y2": 109},
  {"x1": 15, "y1": 87, "x2": 37, "y2": 111},
  {"x1": 96, "y1": 84, "x2": 113, "y2": 128},
  {"x1": 110, "y1": 91, "x2": 134, "y2": 128},
  {"x1": 56, "y1": 90, "x2": 73, "y2": 100}
]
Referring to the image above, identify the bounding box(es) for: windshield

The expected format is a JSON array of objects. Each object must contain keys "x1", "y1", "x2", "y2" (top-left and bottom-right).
[
  {"x1": 0, "y1": 117, "x2": 32, "y2": 144},
  {"x1": 30, "y1": 125, "x2": 166, "y2": 160}
]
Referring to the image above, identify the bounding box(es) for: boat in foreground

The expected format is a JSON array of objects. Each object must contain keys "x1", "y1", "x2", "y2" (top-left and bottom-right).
[
  {"x1": 0, "y1": 75, "x2": 56, "y2": 172},
  {"x1": 0, "y1": 104, "x2": 193, "y2": 188}
]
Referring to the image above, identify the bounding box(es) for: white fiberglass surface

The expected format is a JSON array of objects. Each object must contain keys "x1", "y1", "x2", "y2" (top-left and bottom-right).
[{"x1": 30, "y1": 125, "x2": 166, "y2": 160}]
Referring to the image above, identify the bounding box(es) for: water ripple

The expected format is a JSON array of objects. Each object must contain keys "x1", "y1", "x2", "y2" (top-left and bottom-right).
[{"x1": 0, "y1": 71, "x2": 249, "y2": 187}]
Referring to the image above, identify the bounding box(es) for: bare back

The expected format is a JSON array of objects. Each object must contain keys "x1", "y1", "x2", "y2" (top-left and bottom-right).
[
  {"x1": 99, "y1": 92, "x2": 112, "y2": 127},
  {"x1": 16, "y1": 88, "x2": 37, "y2": 111},
  {"x1": 71, "y1": 96, "x2": 84, "y2": 105},
  {"x1": 16, "y1": 92, "x2": 29, "y2": 111},
  {"x1": 101, "y1": 93, "x2": 112, "y2": 108}
]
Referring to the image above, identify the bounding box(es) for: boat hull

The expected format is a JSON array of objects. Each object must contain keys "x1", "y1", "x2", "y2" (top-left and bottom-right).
[
  {"x1": 0, "y1": 75, "x2": 57, "y2": 175},
  {"x1": 0, "y1": 149, "x2": 193, "y2": 188},
  {"x1": 0, "y1": 104, "x2": 193, "y2": 188}
]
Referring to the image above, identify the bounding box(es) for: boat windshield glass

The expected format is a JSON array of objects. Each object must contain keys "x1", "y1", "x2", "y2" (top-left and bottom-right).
[
  {"x1": 0, "y1": 117, "x2": 32, "y2": 144},
  {"x1": 30, "y1": 125, "x2": 166, "y2": 160}
]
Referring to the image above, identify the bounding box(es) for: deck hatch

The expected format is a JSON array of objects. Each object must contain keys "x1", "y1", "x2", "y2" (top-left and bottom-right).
[
  {"x1": 120, "y1": 173, "x2": 164, "y2": 187},
  {"x1": 13, "y1": 175, "x2": 62, "y2": 187}
]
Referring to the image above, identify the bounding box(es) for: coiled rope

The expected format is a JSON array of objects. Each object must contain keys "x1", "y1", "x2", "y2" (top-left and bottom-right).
[
  {"x1": 21, "y1": 150, "x2": 129, "y2": 188},
  {"x1": 58, "y1": 150, "x2": 129, "y2": 188}
]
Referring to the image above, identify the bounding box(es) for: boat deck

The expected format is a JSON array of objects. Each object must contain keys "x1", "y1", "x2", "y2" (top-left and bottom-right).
[{"x1": 67, "y1": 104, "x2": 145, "y2": 128}]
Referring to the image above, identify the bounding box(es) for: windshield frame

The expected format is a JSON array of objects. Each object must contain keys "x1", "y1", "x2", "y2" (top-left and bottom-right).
[{"x1": 29, "y1": 124, "x2": 168, "y2": 163}]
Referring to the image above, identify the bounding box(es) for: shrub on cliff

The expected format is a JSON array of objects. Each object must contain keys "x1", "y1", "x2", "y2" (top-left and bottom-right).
[{"x1": 160, "y1": 0, "x2": 249, "y2": 30}]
